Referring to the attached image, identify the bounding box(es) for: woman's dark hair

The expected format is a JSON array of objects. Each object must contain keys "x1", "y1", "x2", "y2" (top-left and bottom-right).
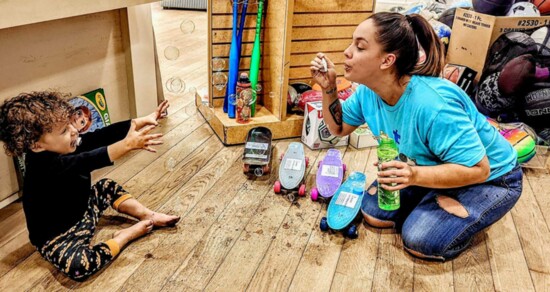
[
  {"x1": 0, "y1": 91, "x2": 73, "y2": 156},
  {"x1": 368, "y1": 12, "x2": 444, "y2": 78}
]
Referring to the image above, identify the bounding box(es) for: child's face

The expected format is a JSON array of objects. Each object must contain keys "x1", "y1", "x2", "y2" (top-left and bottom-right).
[{"x1": 33, "y1": 121, "x2": 79, "y2": 154}]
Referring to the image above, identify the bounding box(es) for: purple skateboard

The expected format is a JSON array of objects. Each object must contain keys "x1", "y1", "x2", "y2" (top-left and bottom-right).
[{"x1": 311, "y1": 149, "x2": 346, "y2": 201}]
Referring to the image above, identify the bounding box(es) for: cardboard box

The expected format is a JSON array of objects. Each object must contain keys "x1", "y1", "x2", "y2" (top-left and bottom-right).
[
  {"x1": 349, "y1": 125, "x2": 378, "y2": 149},
  {"x1": 301, "y1": 101, "x2": 348, "y2": 150},
  {"x1": 447, "y1": 8, "x2": 550, "y2": 83}
]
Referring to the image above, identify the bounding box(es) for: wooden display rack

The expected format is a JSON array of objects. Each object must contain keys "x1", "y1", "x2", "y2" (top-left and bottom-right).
[{"x1": 198, "y1": 0, "x2": 374, "y2": 145}]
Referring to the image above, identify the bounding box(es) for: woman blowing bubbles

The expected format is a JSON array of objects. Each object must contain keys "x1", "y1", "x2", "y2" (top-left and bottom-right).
[{"x1": 311, "y1": 12, "x2": 522, "y2": 260}]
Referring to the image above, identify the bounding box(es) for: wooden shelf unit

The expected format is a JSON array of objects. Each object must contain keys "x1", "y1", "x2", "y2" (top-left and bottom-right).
[{"x1": 200, "y1": 0, "x2": 374, "y2": 145}]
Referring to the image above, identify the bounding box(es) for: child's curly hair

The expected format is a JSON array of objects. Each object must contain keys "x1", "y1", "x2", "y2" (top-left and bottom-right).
[{"x1": 0, "y1": 91, "x2": 74, "y2": 157}]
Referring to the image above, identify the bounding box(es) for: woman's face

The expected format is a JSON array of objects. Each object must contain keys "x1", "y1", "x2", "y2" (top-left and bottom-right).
[{"x1": 343, "y1": 19, "x2": 387, "y2": 85}]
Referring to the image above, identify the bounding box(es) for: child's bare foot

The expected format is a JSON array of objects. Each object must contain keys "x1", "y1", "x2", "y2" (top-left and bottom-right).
[
  {"x1": 144, "y1": 212, "x2": 180, "y2": 227},
  {"x1": 113, "y1": 220, "x2": 154, "y2": 246}
]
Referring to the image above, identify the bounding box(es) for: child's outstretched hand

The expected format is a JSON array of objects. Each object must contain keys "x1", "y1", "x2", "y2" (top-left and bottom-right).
[
  {"x1": 134, "y1": 100, "x2": 170, "y2": 130},
  {"x1": 125, "y1": 120, "x2": 163, "y2": 153}
]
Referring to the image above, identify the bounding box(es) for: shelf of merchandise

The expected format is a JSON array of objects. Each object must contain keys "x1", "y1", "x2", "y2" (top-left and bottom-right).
[{"x1": 199, "y1": 0, "x2": 374, "y2": 145}]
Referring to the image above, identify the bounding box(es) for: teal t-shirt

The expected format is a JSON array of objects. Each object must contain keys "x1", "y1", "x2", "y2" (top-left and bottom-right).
[{"x1": 342, "y1": 75, "x2": 516, "y2": 181}]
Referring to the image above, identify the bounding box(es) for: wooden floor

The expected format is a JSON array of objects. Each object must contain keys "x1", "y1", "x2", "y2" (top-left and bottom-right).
[{"x1": 1, "y1": 3, "x2": 549, "y2": 291}]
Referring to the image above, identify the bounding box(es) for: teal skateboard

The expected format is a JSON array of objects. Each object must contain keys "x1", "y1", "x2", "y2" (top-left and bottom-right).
[{"x1": 320, "y1": 171, "x2": 366, "y2": 239}]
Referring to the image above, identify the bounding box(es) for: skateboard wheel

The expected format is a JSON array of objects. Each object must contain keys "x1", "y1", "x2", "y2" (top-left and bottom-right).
[
  {"x1": 298, "y1": 184, "x2": 306, "y2": 196},
  {"x1": 310, "y1": 188, "x2": 319, "y2": 201},
  {"x1": 346, "y1": 225, "x2": 358, "y2": 239},
  {"x1": 274, "y1": 181, "x2": 282, "y2": 194},
  {"x1": 320, "y1": 217, "x2": 329, "y2": 231},
  {"x1": 254, "y1": 167, "x2": 264, "y2": 177},
  {"x1": 243, "y1": 164, "x2": 250, "y2": 173},
  {"x1": 342, "y1": 163, "x2": 347, "y2": 174},
  {"x1": 305, "y1": 157, "x2": 309, "y2": 168}
]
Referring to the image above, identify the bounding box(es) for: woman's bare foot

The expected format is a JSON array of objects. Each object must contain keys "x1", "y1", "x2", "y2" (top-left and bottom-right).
[
  {"x1": 113, "y1": 220, "x2": 154, "y2": 247},
  {"x1": 144, "y1": 212, "x2": 180, "y2": 227}
]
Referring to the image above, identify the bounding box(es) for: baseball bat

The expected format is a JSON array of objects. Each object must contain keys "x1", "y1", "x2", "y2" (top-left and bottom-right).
[
  {"x1": 224, "y1": 0, "x2": 240, "y2": 117},
  {"x1": 249, "y1": 0, "x2": 264, "y2": 117}
]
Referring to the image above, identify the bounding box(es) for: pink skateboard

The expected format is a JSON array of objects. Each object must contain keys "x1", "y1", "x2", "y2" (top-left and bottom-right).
[{"x1": 310, "y1": 149, "x2": 346, "y2": 202}]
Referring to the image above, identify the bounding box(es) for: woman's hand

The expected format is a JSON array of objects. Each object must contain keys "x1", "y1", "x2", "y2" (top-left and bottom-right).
[
  {"x1": 133, "y1": 100, "x2": 170, "y2": 130},
  {"x1": 310, "y1": 52, "x2": 337, "y2": 90},
  {"x1": 376, "y1": 160, "x2": 417, "y2": 191},
  {"x1": 124, "y1": 120, "x2": 163, "y2": 153}
]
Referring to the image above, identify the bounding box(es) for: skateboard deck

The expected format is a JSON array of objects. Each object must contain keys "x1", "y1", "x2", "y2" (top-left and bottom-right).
[
  {"x1": 326, "y1": 171, "x2": 366, "y2": 231},
  {"x1": 242, "y1": 127, "x2": 272, "y2": 176},
  {"x1": 277, "y1": 142, "x2": 306, "y2": 192},
  {"x1": 311, "y1": 149, "x2": 345, "y2": 201}
]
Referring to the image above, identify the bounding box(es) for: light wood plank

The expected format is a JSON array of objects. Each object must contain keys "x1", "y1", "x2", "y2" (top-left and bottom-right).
[
  {"x1": 414, "y1": 260, "x2": 454, "y2": 292},
  {"x1": 371, "y1": 231, "x2": 414, "y2": 291},
  {"x1": 486, "y1": 213, "x2": 535, "y2": 292},
  {"x1": 524, "y1": 168, "x2": 550, "y2": 233},
  {"x1": 330, "y1": 147, "x2": 381, "y2": 292},
  {"x1": 291, "y1": 39, "x2": 351, "y2": 54},
  {"x1": 290, "y1": 52, "x2": 346, "y2": 67},
  {"x1": 160, "y1": 144, "x2": 287, "y2": 291},
  {"x1": 510, "y1": 174, "x2": 550, "y2": 291},
  {"x1": 291, "y1": 26, "x2": 355, "y2": 41},
  {"x1": 0, "y1": 230, "x2": 35, "y2": 278},
  {"x1": 452, "y1": 233, "x2": 494, "y2": 291},
  {"x1": 293, "y1": 13, "x2": 371, "y2": 27},
  {"x1": 246, "y1": 146, "x2": 323, "y2": 291},
  {"x1": 0, "y1": 0, "x2": 156, "y2": 29},
  {"x1": 204, "y1": 142, "x2": 302, "y2": 291},
  {"x1": 115, "y1": 148, "x2": 246, "y2": 291},
  {"x1": 288, "y1": 146, "x2": 368, "y2": 291},
  {"x1": 294, "y1": 0, "x2": 373, "y2": 13}
]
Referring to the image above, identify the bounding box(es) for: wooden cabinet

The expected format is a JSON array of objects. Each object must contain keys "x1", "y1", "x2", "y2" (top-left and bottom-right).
[{"x1": 0, "y1": 0, "x2": 161, "y2": 207}]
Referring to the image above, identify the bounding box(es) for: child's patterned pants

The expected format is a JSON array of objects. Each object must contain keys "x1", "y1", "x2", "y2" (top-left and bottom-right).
[{"x1": 38, "y1": 178, "x2": 133, "y2": 281}]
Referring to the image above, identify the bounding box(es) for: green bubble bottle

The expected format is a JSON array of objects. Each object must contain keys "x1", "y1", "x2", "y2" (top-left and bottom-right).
[{"x1": 377, "y1": 132, "x2": 400, "y2": 211}]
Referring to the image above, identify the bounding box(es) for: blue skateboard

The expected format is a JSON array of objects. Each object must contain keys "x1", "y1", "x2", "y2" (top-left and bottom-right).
[{"x1": 320, "y1": 171, "x2": 366, "y2": 239}]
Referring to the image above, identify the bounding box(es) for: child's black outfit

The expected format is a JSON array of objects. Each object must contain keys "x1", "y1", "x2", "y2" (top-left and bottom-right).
[{"x1": 23, "y1": 121, "x2": 133, "y2": 281}]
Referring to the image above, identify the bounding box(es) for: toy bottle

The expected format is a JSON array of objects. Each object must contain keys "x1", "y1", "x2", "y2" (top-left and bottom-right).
[
  {"x1": 236, "y1": 72, "x2": 252, "y2": 124},
  {"x1": 377, "y1": 132, "x2": 400, "y2": 211}
]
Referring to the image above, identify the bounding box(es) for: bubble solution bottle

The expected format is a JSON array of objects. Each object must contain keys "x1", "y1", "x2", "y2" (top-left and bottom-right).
[{"x1": 377, "y1": 132, "x2": 400, "y2": 211}]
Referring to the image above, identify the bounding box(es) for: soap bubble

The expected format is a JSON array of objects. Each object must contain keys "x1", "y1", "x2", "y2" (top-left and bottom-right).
[
  {"x1": 164, "y1": 46, "x2": 180, "y2": 60},
  {"x1": 180, "y1": 20, "x2": 195, "y2": 34},
  {"x1": 165, "y1": 77, "x2": 186, "y2": 94}
]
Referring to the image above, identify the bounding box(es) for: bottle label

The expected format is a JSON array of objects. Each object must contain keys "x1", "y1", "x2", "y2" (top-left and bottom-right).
[
  {"x1": 335, "y1": 191, "x2": 359, "y2": 208},
  {"x1": 321, "y1": 165, "x2": 339, "y2": 178}
]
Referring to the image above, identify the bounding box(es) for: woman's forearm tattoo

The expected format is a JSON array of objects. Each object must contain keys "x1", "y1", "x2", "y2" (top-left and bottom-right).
[{"x1": 329, "y1": 99, "x2": 343, "y2": 126}]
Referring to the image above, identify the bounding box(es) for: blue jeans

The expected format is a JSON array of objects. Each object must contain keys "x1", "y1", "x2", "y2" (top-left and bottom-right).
[{"x1": 361, "y1": 164, "x2": 523, "y2": 260}]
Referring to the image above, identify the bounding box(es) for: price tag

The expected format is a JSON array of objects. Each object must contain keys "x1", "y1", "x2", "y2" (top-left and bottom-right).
[
  {"x1": 335, "y1": 192, "x2": 359, "y2": 208},
  {"x1": 245, "y1": 142, "x2": 268, "y2": 150},
  {"x1": 284, "y1": 158, "x2": 302, "y2": 171},
  {"x1": 321, "y1": 165, "x2": 339, "y2": 178}
]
